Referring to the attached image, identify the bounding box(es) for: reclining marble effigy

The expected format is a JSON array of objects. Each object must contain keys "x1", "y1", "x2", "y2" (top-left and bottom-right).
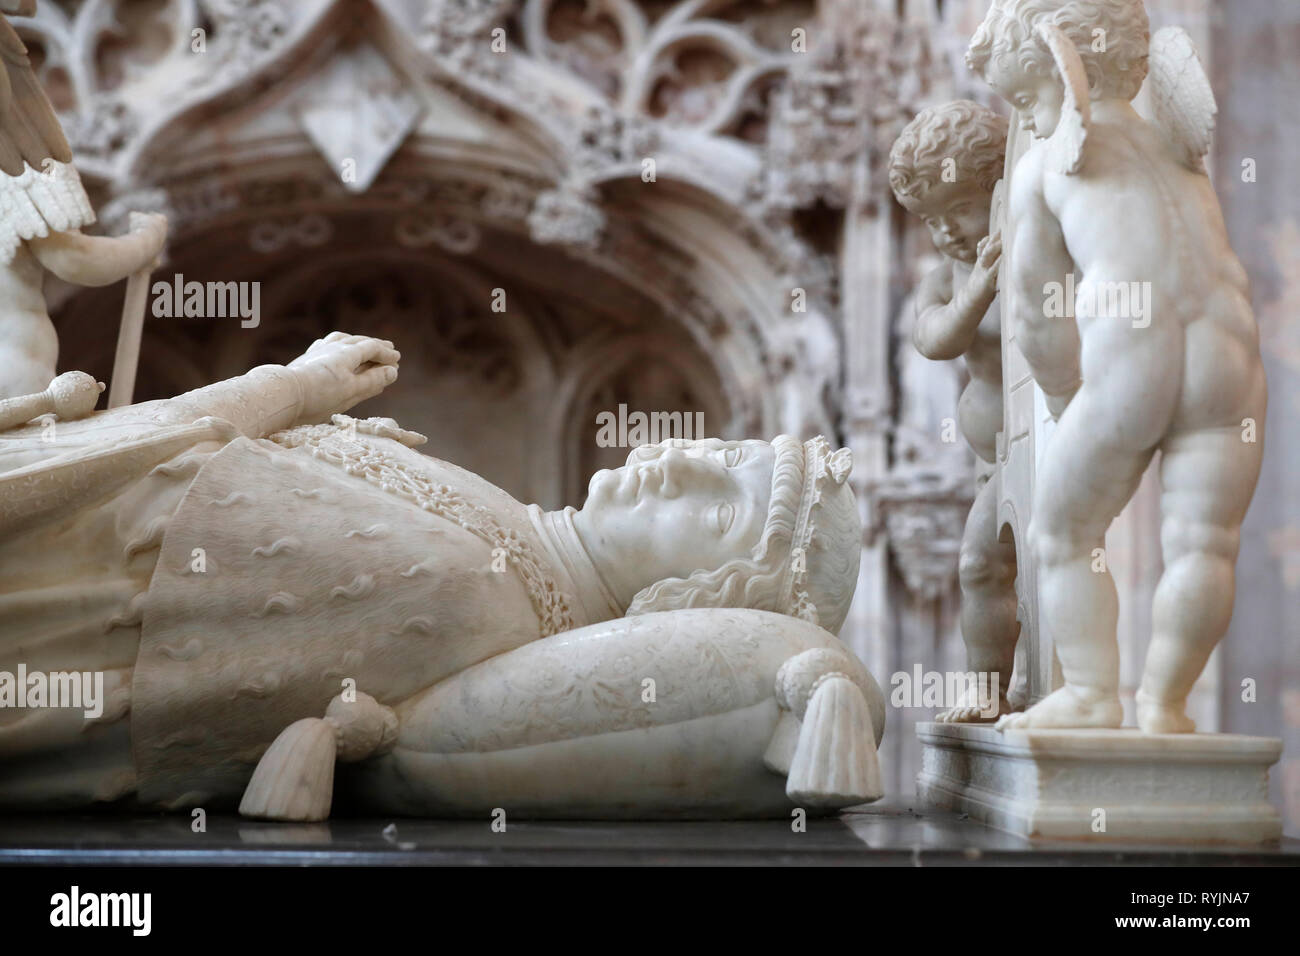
[{"x1": 0, "y1": 333, "x2": 885, "y2": 821}]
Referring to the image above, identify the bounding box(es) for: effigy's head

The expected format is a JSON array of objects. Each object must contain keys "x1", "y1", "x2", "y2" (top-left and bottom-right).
[
  {"x1": 580, "y1": 436, "x2": 861, "y2": 635},
  {"x1": 889, "y1": 101, "x2": 1008, "y2": 263},
  {"x1": 967, "y1": 0, "x2": 1150, "y2": 136}
]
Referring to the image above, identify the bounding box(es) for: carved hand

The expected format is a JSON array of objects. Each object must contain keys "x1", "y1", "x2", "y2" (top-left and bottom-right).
[
  {"x1": 966, "y1": 231, "x2": 1002, "y2": 301},
  {"x1": 128, "y1": 212, "x2": 168, "y2": 267},
  {"x1": 287, "y1": 332, "x2": 401, "y2": 424}
]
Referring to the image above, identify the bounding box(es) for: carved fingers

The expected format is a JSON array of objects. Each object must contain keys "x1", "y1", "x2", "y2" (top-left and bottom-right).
[
  {"x1": 127, "y1": 211, "x2": 168, "y2": 266},
  {"x1": 968, "y1": 232, "x2": 1002, "y2": 299},
  {"x1": 288, "y1": 333, "x2": 401, "y2": 423},
  {"x1": 977, "y1": 231, "x2": 1002, "y2": 269}
]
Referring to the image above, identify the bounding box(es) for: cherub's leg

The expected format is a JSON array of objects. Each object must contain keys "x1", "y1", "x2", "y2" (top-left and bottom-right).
[
  {"x1": 1136, "y1": 425, "x2": 1264, "y2": 733},
  {"x1": 1000, "y1": 389, "x2": 1156, "y2": 730},
  {"x1": 939, "y1": 479, "x2": 1019, "y2": 722}
]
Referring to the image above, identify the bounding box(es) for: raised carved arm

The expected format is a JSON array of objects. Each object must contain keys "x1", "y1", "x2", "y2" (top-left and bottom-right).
[
  {"x1": 154, "y1": 333, "x2": 401, "y2": 439},
  {"x1": 913, "y1": 235, "x2": 1002, "y2": 361},
  {"x1": 26, "y1": 213, "x2": 166, "y2": 288}
]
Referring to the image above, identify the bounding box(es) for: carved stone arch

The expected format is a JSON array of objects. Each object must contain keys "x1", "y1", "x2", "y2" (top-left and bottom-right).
[
  {"x1": 236, "y1": 244, "x2": 561, "y2": 382},
  {"x1": 624, "y1": 29, "x2": 787, "y2": 134},
  {"x1": 590, "y1": 173, "x2": 839, "y2": 437},
  {"x1": 518, "y1": 0, "x2": 651, "y2": 100},
  {"x1": 18, "y1": 0, "x2": 840, "y2": 450},
  {"x1": 553, "y1": 330, "x2": 730, "y2": 504}
]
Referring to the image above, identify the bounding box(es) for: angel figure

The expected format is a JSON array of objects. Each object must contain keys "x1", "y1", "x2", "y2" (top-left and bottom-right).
[
  {"x1": 967, "y1": 0, "x2": 1267, "y2": 733},
  {"x1": 889, "y1": 101, "x2": 1019, "y2": 722},
  {"x1": 0, "y1": 0, "x2": 166, "y2": 398}
]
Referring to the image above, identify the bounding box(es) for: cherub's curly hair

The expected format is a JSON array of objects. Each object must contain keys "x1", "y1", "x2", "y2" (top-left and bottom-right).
[
  {"x1": 967, "y1": 0, "x2": 1150, "y2": 102},
  {"x1": 889, "y1": 100, "x2": 1009, "y2": 206}
]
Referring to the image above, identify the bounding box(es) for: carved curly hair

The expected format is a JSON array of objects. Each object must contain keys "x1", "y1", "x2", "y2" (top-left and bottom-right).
[
  {"x1": 889, "y1": 100, "x2": 1009, "y2": 206},
  {"x1": 967, "y1": 0, "x2": 1150, "y2": 102},
  {"x1": 625, "y1": 436, "x2": 862, "y2": 635}
]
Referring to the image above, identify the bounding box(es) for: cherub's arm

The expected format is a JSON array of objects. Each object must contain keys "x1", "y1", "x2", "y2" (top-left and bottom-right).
[
  {"x1": 1009, "y1": 154, "x2": 1080, "y2": 418},
  {"x1": 26, "y1": 214, "x2": 166, "y2": 288},
  {"x1": 913, "y1": 238, "x2": 1001, "y2": 361}
]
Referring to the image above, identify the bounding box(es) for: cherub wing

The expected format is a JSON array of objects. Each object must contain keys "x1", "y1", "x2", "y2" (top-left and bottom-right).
[
  {"x1": 1036, "y1": 22, "x2": 1091, "y2": 176},
  {"x1": 0, "y1": 8, "x2": 72, "y2": 177},
  {"x1": 1147, "y1": 26, "x2": 1216, "y2": 172}
]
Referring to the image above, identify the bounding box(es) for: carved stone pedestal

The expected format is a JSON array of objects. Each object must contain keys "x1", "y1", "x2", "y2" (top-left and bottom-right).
[{"x1": 916, "y1": 723, "x2": 1283, "y2": 844}]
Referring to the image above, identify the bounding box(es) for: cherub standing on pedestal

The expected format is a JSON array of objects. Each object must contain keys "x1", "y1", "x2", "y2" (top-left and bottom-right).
[
  {"x1": 0, "y1": 0, "x2": 165, "y2": 399},
  {"x1": 967, "y1": 0, "x2": 1267, "y2": 732},
  {"x1": 890, "y1": 101, "x2": 1018, "y2": 722}
]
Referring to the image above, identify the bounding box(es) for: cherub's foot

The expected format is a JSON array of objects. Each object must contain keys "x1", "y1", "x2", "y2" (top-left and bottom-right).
[
  {"x1": 1136, "y1": 696, "x2": 1196, "y2": 734},
  {"x1": 995, "y1": 685, "x2": 1122, "y2": 731},
  {"x1": 936, "y1": 695, "x2": 1012, "y2": 724}
]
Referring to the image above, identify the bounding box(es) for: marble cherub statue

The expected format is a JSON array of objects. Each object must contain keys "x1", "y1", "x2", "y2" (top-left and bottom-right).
[
  {"x1": 966, "y1": 0, "x2": 1266, "y2": 732},
  {"x1": 0, "y1": 332, "x2": 884, "y2": 820},
  {"x1": 889, "y1": 100, "x2": 1019, "y2": 722},
  {"x1": 0, "y1": 0, "x2": 167, "y2": 399}
]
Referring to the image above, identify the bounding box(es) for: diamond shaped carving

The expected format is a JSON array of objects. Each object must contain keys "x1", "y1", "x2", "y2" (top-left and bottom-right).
[{"x1": 297, "y1": 42, "x2": 423, "y2": 194}]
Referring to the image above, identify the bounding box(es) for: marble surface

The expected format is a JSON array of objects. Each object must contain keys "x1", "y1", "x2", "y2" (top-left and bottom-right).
[
  {"x1": 918, "y1": 722, "x2": 1284, "y2": 843},
  {"x1": 0, "y1": 801, "x2": 1295, "y2": 866},
  {"x1": 1, "y1": 341, "x2": 877, "y2": 821}
]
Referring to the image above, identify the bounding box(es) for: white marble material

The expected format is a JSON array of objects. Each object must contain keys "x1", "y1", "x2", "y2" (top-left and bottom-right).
[
  {"x1": 339, "y1": 609, "x2": 886, "y2": 820},
  {"x1": 969, "y1": 1, "x2": 1267, "y2": 734},
  {"x1": 917, "y1": 722, "x2": 1282, "y2": 843},
  {"x1": 901, "y1": 1, "x2": 1286, "y2": 843},
  {"x1": 0, "y1": 331, "x2": 883, "y2": 821},
  {"x1": 889, "y1": 100, "x2": 1019, "y2": 722}
]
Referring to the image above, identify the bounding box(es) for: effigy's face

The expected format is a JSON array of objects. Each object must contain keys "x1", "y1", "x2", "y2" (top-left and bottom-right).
[
  {"x1": 987, "y1": 55, "x2": 1064, "y2": 139},
  {"x1": 582, "y1": 438, "x2": 774, "y2": 586}
]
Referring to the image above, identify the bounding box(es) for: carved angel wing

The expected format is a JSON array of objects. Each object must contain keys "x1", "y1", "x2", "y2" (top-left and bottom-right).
[
  {"x1": 1036, "y1": 22, "x2": 1091, "y2": 176},
  {"x1": 0, "y1": 9, "x2": 72, "y2": 177},
  {"x1": 1148, "y1": 25, "x2": 1217, "y2": 172}
]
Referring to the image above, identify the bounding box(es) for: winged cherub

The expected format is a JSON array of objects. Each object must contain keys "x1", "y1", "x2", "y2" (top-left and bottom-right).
[
  {"x1": 0, "y1": 0, "x2": 166, "y2": 398},
  {"x1": 967, "y1": 0, "x2": 1266, "y2": 733}
]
